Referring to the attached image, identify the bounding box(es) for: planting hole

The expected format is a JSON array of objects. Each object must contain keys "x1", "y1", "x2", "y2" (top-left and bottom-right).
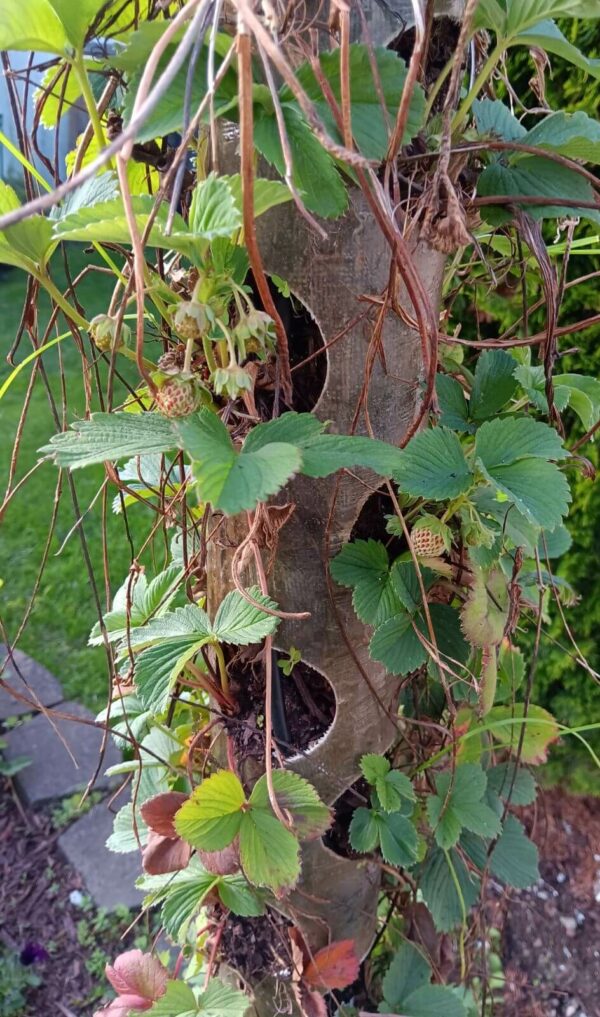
[
  {"x1": 227, "y1": 652, "x2": 335, "y2": 764},
  {"x1": 246, "y1": 274, "x2": 327, "y2": 413}
]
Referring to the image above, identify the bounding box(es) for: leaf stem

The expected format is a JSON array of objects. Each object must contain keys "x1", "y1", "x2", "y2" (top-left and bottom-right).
[
  {"x1": 213, "y1": 641, "x2": 230, "y2": 697},
  {"x1": 35, "y1": 272, "x2": 88, "y2": 329},
  {"x1": 451, "y1": 42, "x2": 503, "y2": 133},
  {"x1": 72, "y1": 54, "x2": 108, "y2": 153},
  {"x1": 202, "y1": 334, "x2": 218, "y2": 374}
]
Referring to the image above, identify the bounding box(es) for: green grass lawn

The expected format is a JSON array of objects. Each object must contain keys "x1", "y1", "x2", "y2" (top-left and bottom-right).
[{"x1": 0, "y1": 247, "x2": 145, "y2": 711}]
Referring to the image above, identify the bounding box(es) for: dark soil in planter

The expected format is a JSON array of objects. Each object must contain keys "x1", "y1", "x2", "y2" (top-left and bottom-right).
[
  {"x1": 227, "y1": 655, "x2": 336, "y2": 767},
  {"x1": 218, "y1": 906, "x2": 292, "y2": 984},
  {"x1": 322, "y1": 778, "x2": 370, "y2": 860}
]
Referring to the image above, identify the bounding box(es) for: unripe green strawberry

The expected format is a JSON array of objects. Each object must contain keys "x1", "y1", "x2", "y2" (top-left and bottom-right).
[
  {"x1": 171, "y1": 300, "x2": 207, "y2": 340},
  {"x1": 411, "y1": 526, "x2": 447, "y2": 558},
  {"x1": 89, "y1": 313, "x2": 130, "y2": 352},
  {"x1": 155, "y1": 377, "x2": 201, "y2": 418}
]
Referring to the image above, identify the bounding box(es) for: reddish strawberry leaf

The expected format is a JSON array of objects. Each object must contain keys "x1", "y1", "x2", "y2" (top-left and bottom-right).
[
  {"x1": 142, "y1": 830, "x2": 192, "y2": 876},
  {"x1": 199, "y1": 842, "x2": 240, "y2": 875},
  {"x1": 303, "y1": 940, "x2": 359, "y2": 991},
  {"x1": 140, "y1": 792, "x2": 188, "y2": 838},
  {"x1": 104, "y1": 950, "x2": 168, "y2": 1004},
  {"x1": 293, "y1": 983, "x2": 327, "y2": 1017}
]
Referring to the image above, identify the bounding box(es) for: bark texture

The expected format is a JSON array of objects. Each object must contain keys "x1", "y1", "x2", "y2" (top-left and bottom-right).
[{"x1": 208, "y1": 188, "x2": 445, "y2": 967}]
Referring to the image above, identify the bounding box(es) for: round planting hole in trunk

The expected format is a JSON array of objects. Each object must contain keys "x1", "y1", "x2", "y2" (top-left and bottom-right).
[
  {"x1": 245, "y1": 273, "x2": 327, "y2": 414},
  {"x1": 226, "y1": 652, "x2": 336, "y2": 770}
]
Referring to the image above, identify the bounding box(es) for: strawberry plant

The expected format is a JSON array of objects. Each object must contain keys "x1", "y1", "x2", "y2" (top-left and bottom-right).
[{"x1": 2, "y1": 1, "x2": 600, "y2": 1015}]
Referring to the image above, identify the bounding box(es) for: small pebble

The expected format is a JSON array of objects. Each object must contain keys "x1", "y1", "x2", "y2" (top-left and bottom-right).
[
  {"x1": 69, "y1": 889, "x2": 85, "y2": 907},
  {"x1": 559, "y1": 916, "x2": 577, "y2": 936},
  {"x1": 556, "y1": 871, "x2": 567, "y2": 883}
]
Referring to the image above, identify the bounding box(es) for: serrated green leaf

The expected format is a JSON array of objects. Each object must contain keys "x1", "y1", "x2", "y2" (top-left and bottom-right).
[
  {"x1": 514, "y1": 19, "x2": 600, "y2": 80},
  {"x1": 461, "y1": 568, "x2": 509, "y2": 647},
  {"x1": 120, "y1": 30, "x2": 238, "y2": 144},
  {"x1": 197, "y1": 980, "x2": 250, "y2": 1017},
  {"x1": 148, "y1": 980, "x2": 199, "y2": 1017},
  {"x1": 52, "y1": 194, "x2": 193, "y2": 251},
  {"x1": 522, "y1": 110, "x2": 600, "y2": 164},
  {"x1": 0, "y1": 0, "x2": 68, "y2": 53},
  {"x1": 475, "y1": 416, "x2": 567, "y2": 468},
  {"x1": 470, "y1": 350, "x2": 518, "y2": 421},
  {"x1": 436, "y1": 374, "x2": 472, "y2": 433},
  {"x1": 514, "y1": 364, "x2": 571, "y2": 417},
  {"x1": 138, "y1": 565, "x2": 185, "y2": 624},
  {"x1": 40, "y1": 412, "x2": 178, "y2": 470},
  {"x1": 127, "y1": 604, "x2": 212, "y2": 650},
  {"x1": 473, "y1": 98, "x2": 527, "y2": 143},
  {"x1": 212, "y1": 588, "x2": 279, "y2": 645},
  {"x1": 490, "y1": 815, "x2": 539, "y2": 888},
  {"x1": 249, "y1": 770, "x2": 331, "y2": 840},
  {"x1": 242, "y1": 412, "x2": 404, "y2": 480},
  {"x1": 420, "y1": 848, "x2": 480, "y2": 933},
  {"x1": 370, "y1": 612, "x2": 427, "y2": 675},
  {"x1": 188, "y1": 173, "x2": 242, "y2": 240},
  {"x1": 554, "y1": 373, "x2": 600, "y2": 430},
  {"x1": 160, "y1": 873, "x2": 218, "y2": 942},
  {"x1": 299, "y1": 433, "x2": 404, "y2": 479},
  {"x1": 217, "y1": 876, "x2": 264, "y2": 918},
  {"x1": 175, "y1": 771, "x2": 246, "y2": 852},
  {"x1": 178, "y1": 410, "x2": 302, "y2": 514},
  {"x1": 471, "y1": 487, "x2": 540, "y2": 555},
  {"x1": 381, "y1": 942, "x2": 431, "y2": 1012},
  {"x1": 427, "y1": 765, "x2": 501, "y2": 850},
  {"x1": 283, "y1": 44, "x2": 424, "y2": 160},
  {"x1": 349, "y1": 807, "x2": 379, "y2": 854},
  {"x1": 537, "y1": 523, "x2": 572, "y2": 560},
  {"x1": 243, "y1": 412, "x2": 325, "y2": 452},
  {"x1": 389, "y1": 560, "x2": 429, "y2": 614},
  {"x1": 477, "y1": 156, "x2": 600, "y2": 225},
  {"x1": 370, "y1": 603, "x2": 467, "y2": 678},
  {"x1": 140, "y1": 860, "x2": 263, "y2": 940},
  {"x1": 401, "y1": 984, "x2": 468, "y2": 1017},
  {"x1": 376, "y1": 770, "x2": 416, "y2": 813},
  {"x1": 239, "y1": 808, "x2": 300, "y2": 890},
  {"x1": 487, "y1": 763, "x2": 537, "y2": 806},
  {"x1": 331, "y1": 539, "x2": 388, "y2": 589},
  {"x1": 481, "y1": 458, "x2": 571, "y2": 530},
  {"x1": 222, "y1": 174, "x2": 293, "y2": 218},
  {"x1": 254, "y1": 102, "x2": 347, "y2": 219},
  {"x1": 377, "y1": 811, "x2": 419, "y2": 867},
  {"x1": 496, "y1": 642, "x2": 525, "y2": 702},
  {"x1": 487, "y1": 703, "x2": 559, "y2": 763},
  {"x1": 106, "y1": 802, "x2": 148, "y2": 854},
  {"x1": 330, "y1": 540, "x2": 399, "y2": 626},
  {"x1": 393, "y1": 428, "x2": 473, "y2": 500},
  {"x1": 135, "y1": 637, "x2": 208, "y2": 715},
  {"x1": 360, "y1": 754, "x2": 390, "y2": 783},
  {"x1": 149, "y1": 978, "x2": 249, "y2": 1017}
]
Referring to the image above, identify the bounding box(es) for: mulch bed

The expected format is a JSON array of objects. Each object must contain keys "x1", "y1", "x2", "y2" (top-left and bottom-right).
[
  {"x1": 0, "y1": 785, "x2": 142, "y2": 1016},
  {"x1": 499, "y1": 787, "x2": 600, "y2": 1017},
  {"x1": 2, "y1": 774, "x2": 599, "y2": 1016}
]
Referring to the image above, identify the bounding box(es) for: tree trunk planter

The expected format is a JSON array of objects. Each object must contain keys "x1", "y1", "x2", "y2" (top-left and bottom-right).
[{"x1": 208, "y1": 186, "x2": 446, "y2": 970}]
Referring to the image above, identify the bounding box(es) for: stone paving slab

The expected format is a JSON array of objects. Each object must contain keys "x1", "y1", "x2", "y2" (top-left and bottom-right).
[
  {"x1": 0, "y1": 644, "x2": 64, "y2": 720},
  {"x1": 3, "y1": 700, "x2": 121, "y2": 806},
  {"x1": 59, "y1": 802, "x2": 143, "y2": 910}
]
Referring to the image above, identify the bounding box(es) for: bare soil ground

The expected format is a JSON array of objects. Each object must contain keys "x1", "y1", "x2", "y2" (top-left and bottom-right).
[{"x1": 500, "y1": 788, "x2": 600, "y2": 1017}]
